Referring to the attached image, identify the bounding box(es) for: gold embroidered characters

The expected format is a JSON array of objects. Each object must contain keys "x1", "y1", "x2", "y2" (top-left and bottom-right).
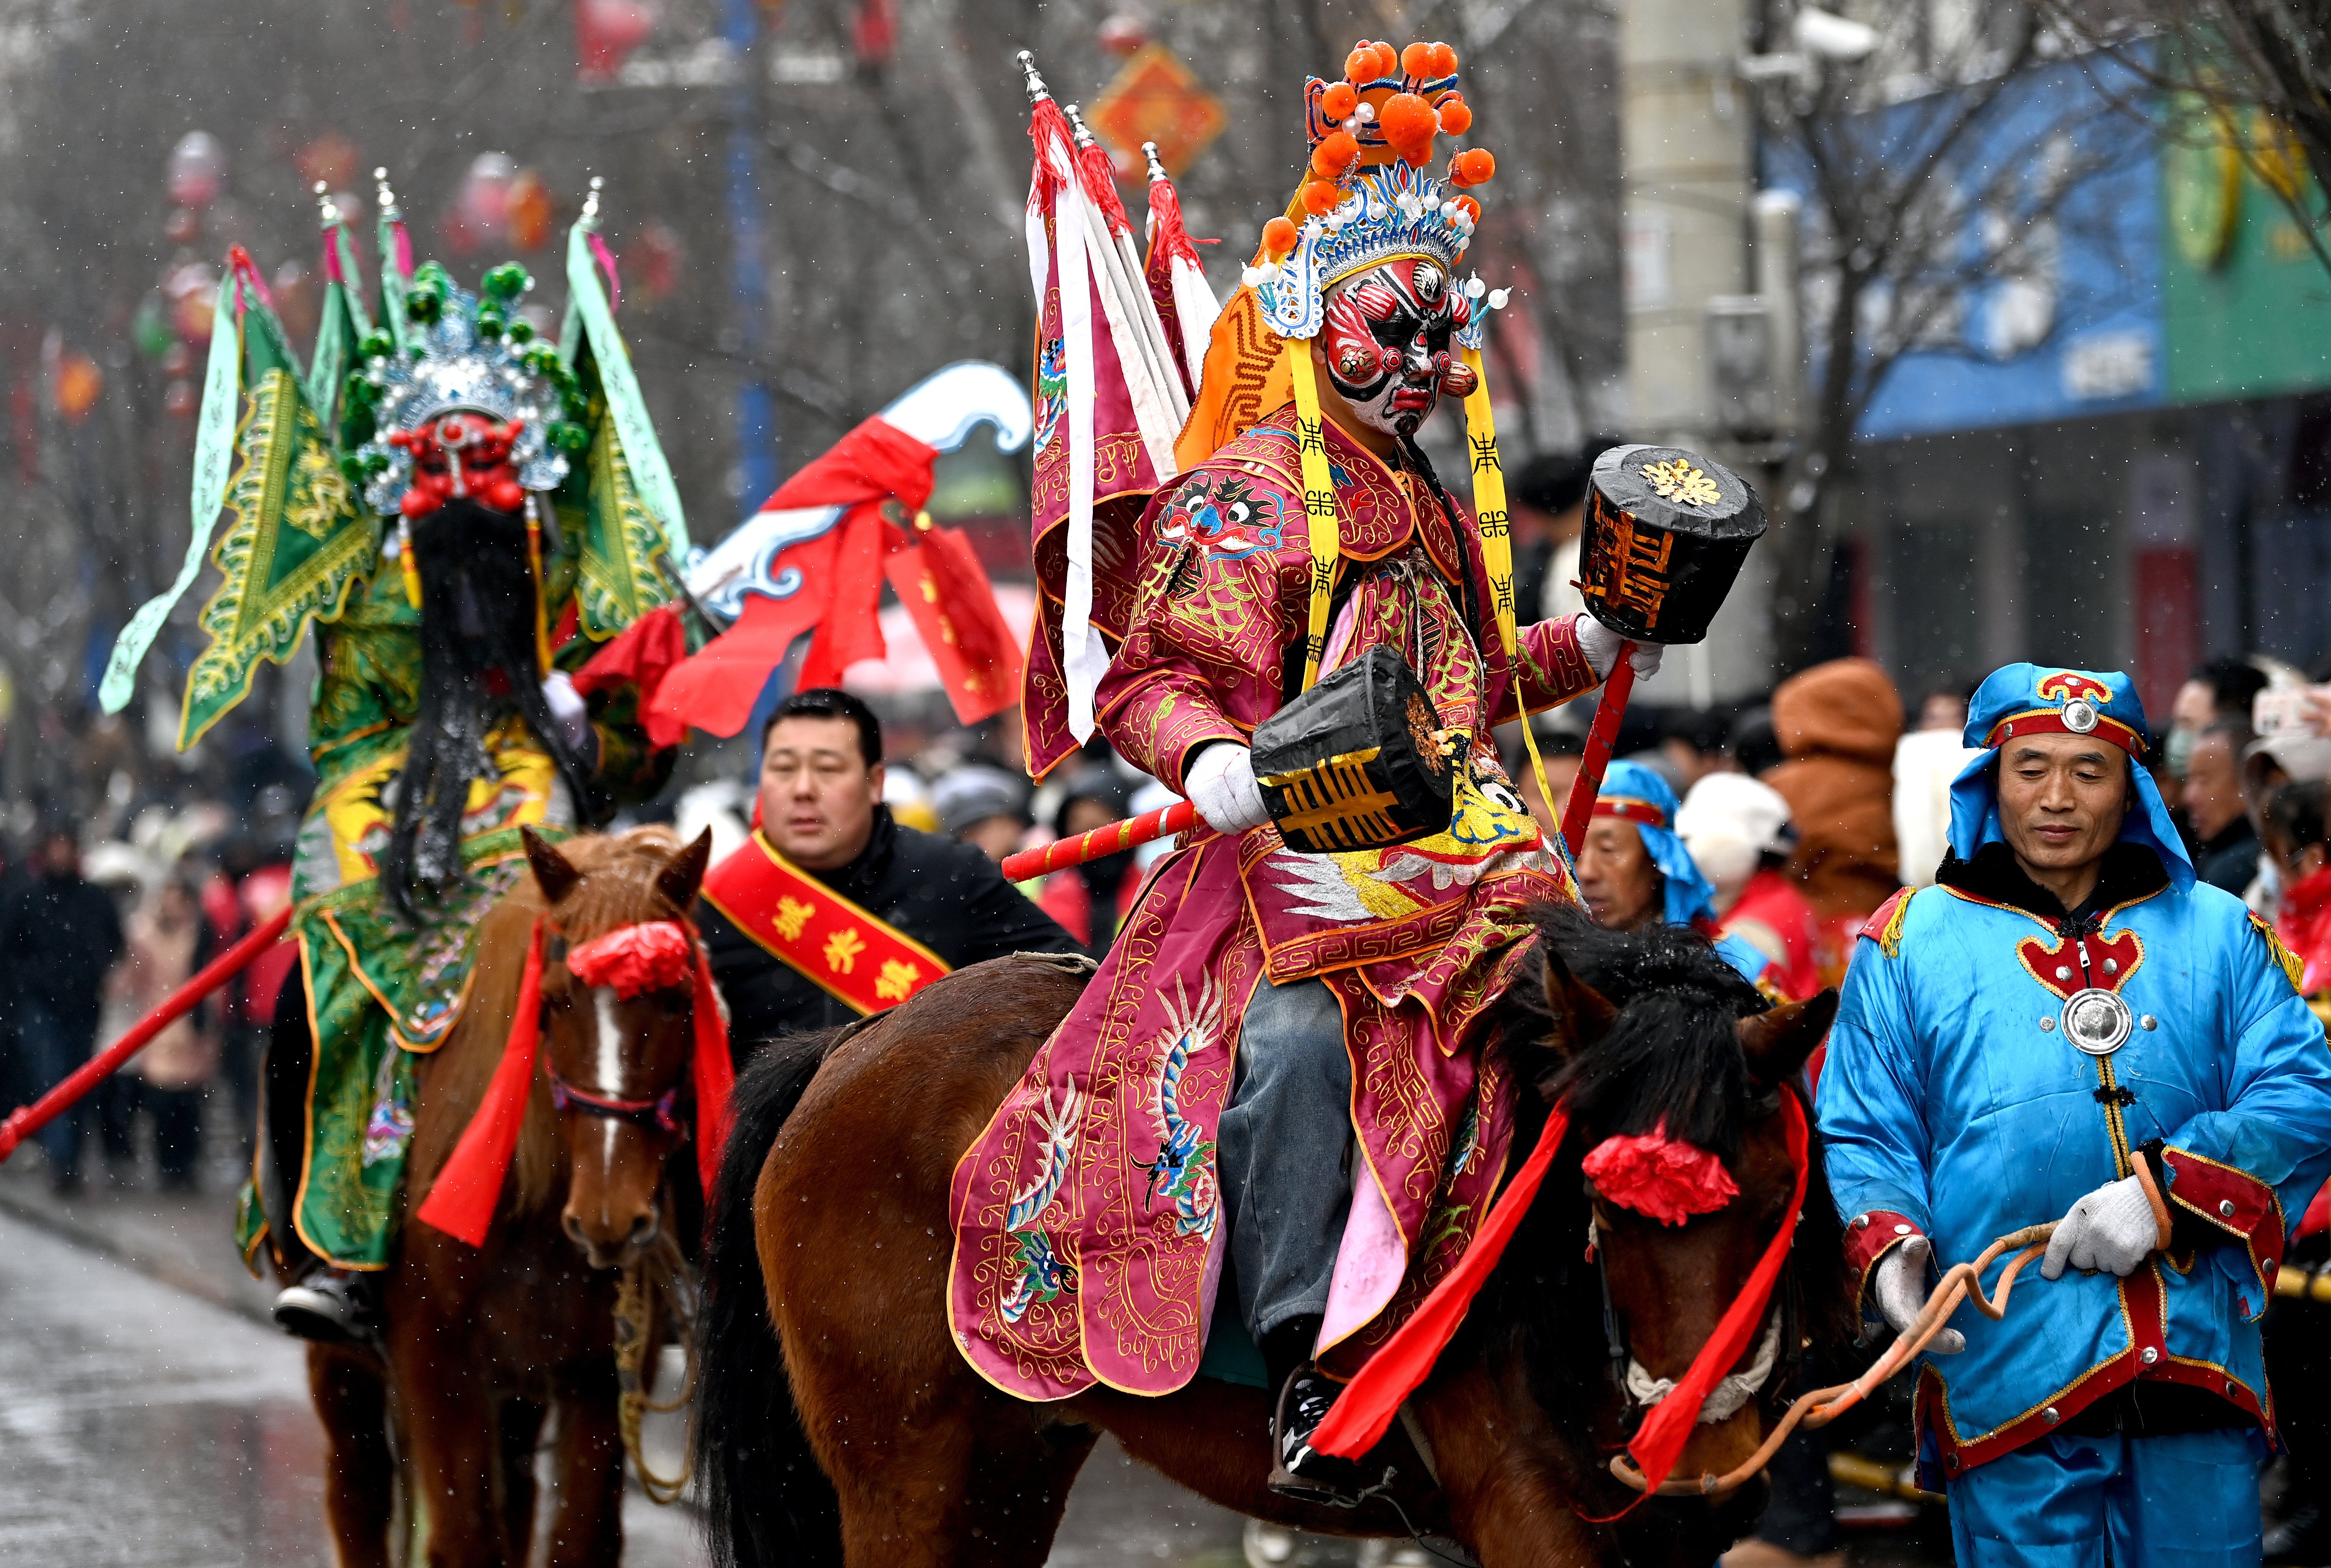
[{"x1": 1641, "y1": 458, "x2": 1720, "y2": 509}]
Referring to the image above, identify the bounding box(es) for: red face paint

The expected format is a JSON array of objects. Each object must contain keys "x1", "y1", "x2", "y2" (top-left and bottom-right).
[{"x1": 1319, "y1": 258, "x2": 1465, "y2": 439}]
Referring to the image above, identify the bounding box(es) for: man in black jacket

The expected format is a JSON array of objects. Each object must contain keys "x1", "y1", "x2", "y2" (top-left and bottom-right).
[
  {"x1": 700, "y1": 689, "x2": 1082, "y2": 1050},
  {"x1": 3, "y1": 829, "x2": 124, "y2": 1193}
]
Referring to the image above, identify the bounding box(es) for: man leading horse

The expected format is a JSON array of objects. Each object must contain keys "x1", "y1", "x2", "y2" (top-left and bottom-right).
[{"x1": 1821, "y1": 664, "x2": 2331, "y2": 1567}]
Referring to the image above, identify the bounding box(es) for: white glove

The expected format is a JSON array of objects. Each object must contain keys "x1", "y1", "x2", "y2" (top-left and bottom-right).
[
  {"x1": 2041, "y1": 1175, "x2": 2160, "y2": 1280},
  {"x1": 541, "y1": 671, "x2": 593, "y2": 756},
  {"x1": 1574, "y1": 613, "x2": 1666, "y2": 681},
  {"x1": 1184, "y1": 743, "x2": 1271, "y2": 836},
  {"x1": 1873, "y1": 1235, "x2": 1962, "y2": 1353}
]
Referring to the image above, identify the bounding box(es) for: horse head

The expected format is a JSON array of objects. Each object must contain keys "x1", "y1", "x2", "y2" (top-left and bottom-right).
[
  {"x1": 1482, "y1": 904, "x2": 1850, "y2": 1540},
  {"x1": 522, "y1": 825, "x2": 717, "y2": 1270}
]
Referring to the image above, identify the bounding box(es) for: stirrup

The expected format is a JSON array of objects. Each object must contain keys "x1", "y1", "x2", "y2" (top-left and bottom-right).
[
  {"x1": 1267, "y1": 1363, "x2": 1379, "y2": 1506},
  {"x1": 272, "y1": 1271, "x2": 380, "y2": 1349}
]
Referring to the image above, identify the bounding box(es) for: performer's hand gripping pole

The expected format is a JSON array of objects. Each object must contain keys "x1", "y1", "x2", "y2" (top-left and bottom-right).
[
  {"x1": 0, "y1": 904, "x2": 293, "y2": 1164},
  {"x1": 1558, "y1": 647, "x2": 1636, "y2": 861}
]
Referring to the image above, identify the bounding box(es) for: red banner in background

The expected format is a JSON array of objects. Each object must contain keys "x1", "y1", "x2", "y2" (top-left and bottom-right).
[{"x1": 885, "y1": 524, "x2": 1024, "y2": 725}]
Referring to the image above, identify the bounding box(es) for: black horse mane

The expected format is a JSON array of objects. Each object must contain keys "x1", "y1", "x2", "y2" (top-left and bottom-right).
[{"x1": 1453, "y1": 903, "x2": 1855, "y2": 1515}]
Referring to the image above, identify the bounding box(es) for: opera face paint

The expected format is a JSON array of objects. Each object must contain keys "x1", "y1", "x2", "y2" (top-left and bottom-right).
[{"x1": 1318, "y1": 258, "x2": 1480, "y2": 439}]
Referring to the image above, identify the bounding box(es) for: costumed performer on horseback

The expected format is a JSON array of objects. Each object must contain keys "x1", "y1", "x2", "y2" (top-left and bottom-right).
[
  {"x1": 100, "y1": 177, "x2": 691, "y2": 1343},
  {"x1": 948, "y1": 39, "x2": 1735, "y2": 1503},
  {"x1": 1575, "y1": 758, "x2": 1799, "y2": 999},
  {"x1": 1820, "y1": 664, "x2": 2331, "y2": 1567}
]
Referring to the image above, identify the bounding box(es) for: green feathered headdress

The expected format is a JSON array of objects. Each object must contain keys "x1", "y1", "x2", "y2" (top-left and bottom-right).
[{"x1": 100, "y1": 175, "x2": 688, "y2": 750}]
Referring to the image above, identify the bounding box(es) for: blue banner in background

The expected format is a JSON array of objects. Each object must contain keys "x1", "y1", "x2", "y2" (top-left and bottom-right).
[{"x1": 1763, "y1": 51, "x2": 2165, "y2": 444}]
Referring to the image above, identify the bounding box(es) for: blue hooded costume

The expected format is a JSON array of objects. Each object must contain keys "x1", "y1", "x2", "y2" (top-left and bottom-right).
[
  {"x1": 1594, "y1": 760, "x2": 1776, "y2": 990},
  {"x1": 1818, "y1": 665, "x2": 2331, "y2": 1566}
]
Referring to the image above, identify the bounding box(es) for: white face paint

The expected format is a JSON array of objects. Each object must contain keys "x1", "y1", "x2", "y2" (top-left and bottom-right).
[{"x1": 590, "y1": 986, "x2": 627, "y2": 1095}]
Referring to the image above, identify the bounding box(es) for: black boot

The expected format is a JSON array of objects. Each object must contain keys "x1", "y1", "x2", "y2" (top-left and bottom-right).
[
  {"x1": 1269, "y1": 1360, "x2": 1375, "y2": 1503},
  {"x1": 272, "y1": 1267, "x2": 381, "y2": 1347},
  {"x1": 1259, "y1": 1316, "x2": 1373, "y2": 1503},
  {"x1": 2267, "y1": 1499, "x2": 2330, "y2": 1567}
]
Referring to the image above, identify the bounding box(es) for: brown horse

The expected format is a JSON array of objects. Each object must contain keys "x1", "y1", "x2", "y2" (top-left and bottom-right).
[
  {"x1": 298, "y1": 824, "x2": 716, "y2": 1568},
  {"x1": 696, "y1": 904, "x2": 1850, "y2": 1568}
]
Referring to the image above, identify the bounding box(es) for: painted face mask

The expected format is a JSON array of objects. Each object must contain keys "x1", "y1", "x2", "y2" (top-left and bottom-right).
[{"x1": 1318, "y1": 258, "x2": 1479, "y2": 439}]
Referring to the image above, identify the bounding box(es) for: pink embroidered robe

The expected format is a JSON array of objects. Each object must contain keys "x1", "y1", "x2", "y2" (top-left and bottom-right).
[{"x1": 948, "y1": 405, "x2": 1604, "y2": 1399}]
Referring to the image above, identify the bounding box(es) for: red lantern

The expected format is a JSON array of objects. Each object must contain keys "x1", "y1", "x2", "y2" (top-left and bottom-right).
[{"x1": 443, "y1": 152, "x2": 515, "y2": 255}]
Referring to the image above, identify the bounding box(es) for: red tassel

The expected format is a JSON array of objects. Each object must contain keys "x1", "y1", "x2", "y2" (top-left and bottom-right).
[
  {"x1": 1076, "y1": 137, "x2": 1136, "y2": 238},
  {"x1": 1615, "y1": 1094, "x2": 1808, "y2": 1503},
  {"x1": 416, "y1": 919, "x2": 547, "y2": 1247},
  {"x1": 1029, "y1": 97, "x2": 1076, "y2": 215},
  {"x1": 690, "y1": 943, "x2": 735, "y2": 1198},
  {"x1": 1314, "y1": 1093, "x2": 1810, "y2": 1506}
]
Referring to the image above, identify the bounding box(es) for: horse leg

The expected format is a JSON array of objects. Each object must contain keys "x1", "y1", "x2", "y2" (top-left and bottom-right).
[
  {"x1": 307, "y1": 1345, "x2": 395, "y2": 1568},
  {"x1": 389, "y1": 1327, "x2": 513, "y2": 1567},
  {"x1": 497, "y1": 1397, "x2": 545, "y2": 1565},
  {"x1": 958, "y1": 1414, "x2": 1099, "y2": 1567},
  {"x1": 541, "y1": 1373, "x2": 625, "y2": 1568}
]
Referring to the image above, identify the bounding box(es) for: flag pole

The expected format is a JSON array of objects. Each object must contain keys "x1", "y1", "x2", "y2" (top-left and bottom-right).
[{"x1": 0, "y1": 905, "x2": 293, "y2": 1163}]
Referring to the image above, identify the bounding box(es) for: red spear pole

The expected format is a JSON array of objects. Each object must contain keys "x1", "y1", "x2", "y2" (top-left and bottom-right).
[
  {"x1": 0, "y1": 903, "x2": 293, "y2": 1164},
  {"x1": 1001, "y1": 799, "x2": 1199, "y2": 883},
  {"x1": 1557, "y1": 641, "x2": 1638, "y2": 861}
]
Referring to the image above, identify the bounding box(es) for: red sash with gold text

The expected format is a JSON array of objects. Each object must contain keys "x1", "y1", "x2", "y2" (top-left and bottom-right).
[{"x1": 700, "y1": 831, "x2": 951, "y2": 1016}]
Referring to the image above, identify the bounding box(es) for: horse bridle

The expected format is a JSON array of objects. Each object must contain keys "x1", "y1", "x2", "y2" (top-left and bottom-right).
[
  {"x1": 547, "y1": 1072, "x2": 684, "y2": 1133},
  {"x1": 539, "y1": 922, "x2": 700, "y2": 1138},
  {"x1": 1586, "y1": 1082, "x2": 1808, "y2": 1433}
]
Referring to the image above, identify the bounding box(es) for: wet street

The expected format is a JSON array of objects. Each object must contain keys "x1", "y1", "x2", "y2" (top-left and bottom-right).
[
  {"x1": 0, "y1": 1199, "x2": 1956, "y2": 1568},
  {"x1": 0, "y1": 1204, "x2": 1258, "y2": 1566}
]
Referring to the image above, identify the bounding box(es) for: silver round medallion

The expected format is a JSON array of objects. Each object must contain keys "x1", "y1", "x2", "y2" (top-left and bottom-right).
[
  {"x1": 2061, "y1": 697, "x2": 2100, "y2": 734},
  {"x1": 2061, "y1": 987, "x2": 2133, "y2": 1056}
]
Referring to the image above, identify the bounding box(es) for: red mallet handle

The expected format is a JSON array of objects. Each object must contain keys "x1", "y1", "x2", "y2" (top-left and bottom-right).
[
  {"x1": 1558, "y1": 644, "x2": 1638, "y2": 861},
  {"x1": 1002, "y1": 800, "x2": 1199, "y2": 882},
  {"x1": 0, "y1": 903, "x2": 293, "y2": 1164}
]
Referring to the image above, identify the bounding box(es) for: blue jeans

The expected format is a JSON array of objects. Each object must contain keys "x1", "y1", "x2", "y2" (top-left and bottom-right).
[
  {"x1": 1948, "y1": 1428, "x2": 2267, "y2": 1568},
  {"x1": 1218, "y1": 977, "x2": 1352, "y2": 1343},
  {"x1": 20, "y1": 1003, "x2": 97, "y2": 1183}
]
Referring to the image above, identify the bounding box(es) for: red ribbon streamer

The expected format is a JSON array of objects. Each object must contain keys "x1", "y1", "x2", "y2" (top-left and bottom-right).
[
  {"x1": 417, "y1": 916, "x2": 737, "y2": 1246},
  {"x1": 416, "y1": 919, "x2": 548, "y2": 1247},
  {"x1": 1312, "y1": 1090, "x2": 1810, "y2": 1509}
]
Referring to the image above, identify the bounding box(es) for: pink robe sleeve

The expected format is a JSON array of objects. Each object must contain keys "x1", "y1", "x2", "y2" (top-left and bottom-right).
[{"x1": 1096, "y1": 480, "x2": 1299, "y2": 790}]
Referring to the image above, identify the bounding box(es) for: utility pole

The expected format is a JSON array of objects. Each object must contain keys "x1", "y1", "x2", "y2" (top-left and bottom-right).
[
  {"x1": 725, "y1": 0, "x2": 779, "y2": 521},
  {"x1": 1620, "y1": 0, "x2": 1780, "y2": 705}
]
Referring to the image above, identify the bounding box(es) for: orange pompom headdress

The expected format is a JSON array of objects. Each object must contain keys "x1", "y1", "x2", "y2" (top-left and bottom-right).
[{"x1": 1241, "y1": 38, "x2": 1502, "y2": 343}]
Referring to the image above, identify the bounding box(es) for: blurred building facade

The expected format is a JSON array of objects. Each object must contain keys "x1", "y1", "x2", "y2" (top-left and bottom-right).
[{"x1": 1799, "y1": 43, "x2": 2331, "y2": 711}]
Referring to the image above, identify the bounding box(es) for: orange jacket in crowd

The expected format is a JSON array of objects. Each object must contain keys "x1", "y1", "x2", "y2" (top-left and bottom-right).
[{"x1": 1762, "y1": 657, "x2": 1904, "y2": 985}]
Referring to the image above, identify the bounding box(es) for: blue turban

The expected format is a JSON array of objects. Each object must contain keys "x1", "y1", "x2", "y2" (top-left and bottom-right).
[
  {"x1": 1947, "y1": 663, "x2": 2192, "y2": 891},
  {"x1": 1596, "y1": 759, "x2": 1719, "y2": 927}
]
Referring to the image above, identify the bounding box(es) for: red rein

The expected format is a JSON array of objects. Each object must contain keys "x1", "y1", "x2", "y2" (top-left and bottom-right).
[
  {"x1": 1311, "y1": 1091, "x2": 1810, "y2": 1512},
  {"x1": 415, "y1": 916, "x2": 735, "y2": 1248}
]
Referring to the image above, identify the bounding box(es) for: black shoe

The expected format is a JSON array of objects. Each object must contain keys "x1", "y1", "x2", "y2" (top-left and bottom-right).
[
  {"x1": 2267, "y1": 1501, "x2": 2330, "y2": 1566},
  {"x1": 271, "y1": 1269, "x2": 380, "y2": 1347},
  {"x1": 1267, "y1": 1362, "x2": 1374, "y2": 1505}
]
